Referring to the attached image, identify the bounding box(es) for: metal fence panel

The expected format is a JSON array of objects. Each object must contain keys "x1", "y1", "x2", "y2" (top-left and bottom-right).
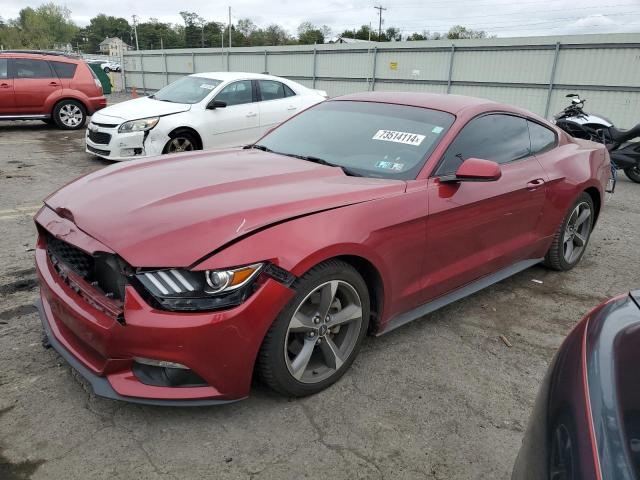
[{"x1": 124, "y1": 33, "x2": 640, "y2": 127}]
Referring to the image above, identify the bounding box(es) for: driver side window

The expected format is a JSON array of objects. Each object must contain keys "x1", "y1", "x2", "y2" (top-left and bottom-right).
[
  {"x1": 215, "y1": 80, "x2": 253, "y2": 106},
  {"x1": 436, "y1": 114, "x2": 531, "y2": 176}
]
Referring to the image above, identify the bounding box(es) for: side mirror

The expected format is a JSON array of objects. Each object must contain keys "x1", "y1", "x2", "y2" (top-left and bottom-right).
[
  {"x1": 207, "y1": 100, "x2": 227, "y2": 110},
  {"x1": 439, "y1": 158, "x2": 502, "y2": 183}
]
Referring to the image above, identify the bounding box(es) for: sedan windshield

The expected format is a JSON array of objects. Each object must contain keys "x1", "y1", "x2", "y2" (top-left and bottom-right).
[
  {"x1": 257, "y1": 101, "x2": 455, "y2": 180},
  {"x1": 153, "y1": 76, "x2": 222, "y2": 104}
]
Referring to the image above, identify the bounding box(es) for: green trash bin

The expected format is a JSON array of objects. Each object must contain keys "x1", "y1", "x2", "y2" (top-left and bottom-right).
[{"x1": 88, "y1": 62, "x2": 112, "y2": 94}]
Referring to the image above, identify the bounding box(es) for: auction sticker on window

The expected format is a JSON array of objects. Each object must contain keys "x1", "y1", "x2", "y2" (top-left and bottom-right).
[
  {"x1": 200, "y1": 84, "x2": 217, "y2": 90},
  {"x1": 372, "y1": 130, "x2": 425, "y2": 146}
]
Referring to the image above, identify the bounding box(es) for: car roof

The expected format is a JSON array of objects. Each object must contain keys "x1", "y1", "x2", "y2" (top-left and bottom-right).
[
  {"x1": 0, "y1": 51, "x2": 80, "y2": 62},
  {"x1": 190, "y1": 71, "x2": 296, "y2": 82},
  {"x1": 330, "y1": 91, "x2": 536, "y2": 118}
]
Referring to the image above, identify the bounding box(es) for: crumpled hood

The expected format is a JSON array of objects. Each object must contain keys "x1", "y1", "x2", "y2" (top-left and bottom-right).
[
  {"x1": 44, "y1": 150, "x2": 406, "y2": 267},
  {"x1": 90, "y1": 96, "x2": 190, "y2": 123}
]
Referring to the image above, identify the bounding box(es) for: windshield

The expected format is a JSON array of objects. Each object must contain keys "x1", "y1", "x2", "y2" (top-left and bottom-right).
[
  {"x1": 153, "y1": 76, "x2": 222, "y2": 104},
  {"x1": 257, "y1": 100, "x2": 455, "y2": 180}
]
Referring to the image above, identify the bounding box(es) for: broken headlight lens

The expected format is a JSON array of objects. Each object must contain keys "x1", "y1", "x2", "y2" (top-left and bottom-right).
[{"x1": 135, "y1": 263, "x2": 263, "y2": 311}]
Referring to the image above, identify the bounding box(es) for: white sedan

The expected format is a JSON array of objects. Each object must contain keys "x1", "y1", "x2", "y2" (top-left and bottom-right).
[{"x1": 85, "y1": 72, "x2": 327, "y2": 161}]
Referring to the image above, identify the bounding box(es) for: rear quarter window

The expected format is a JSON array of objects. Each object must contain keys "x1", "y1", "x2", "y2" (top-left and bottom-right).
[
  {"x1": 528, "y1": 120, "x2": 557, "y2": 155},
  {"x1": 50, "y1": 61, "x2": 78, "y2": 79}
]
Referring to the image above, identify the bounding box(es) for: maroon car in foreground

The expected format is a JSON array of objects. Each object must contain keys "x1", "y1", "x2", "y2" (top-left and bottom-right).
[
  {"x1": 35, "y1": 92, "x2": 611, "y2": 405},
  {"x1": 513, "y1": 290, "x2": 640, "y2": 480}
]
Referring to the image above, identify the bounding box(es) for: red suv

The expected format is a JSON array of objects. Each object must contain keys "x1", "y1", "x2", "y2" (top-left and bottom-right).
[{"x1": 0, "y1": 51, "x2": 106, "y2": 129}]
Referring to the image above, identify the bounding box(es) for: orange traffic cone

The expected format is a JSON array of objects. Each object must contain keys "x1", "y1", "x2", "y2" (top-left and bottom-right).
[{"x1": 131, "y1": 87, "x2": 138, "y2": 99}]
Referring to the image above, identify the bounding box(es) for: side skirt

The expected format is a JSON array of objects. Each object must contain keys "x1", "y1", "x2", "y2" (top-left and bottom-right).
[
  {"x1": 378, "y1": 258, "x2": 543, "y2": 335},
  {"x1": 0, "y1": 114, "x2": 50, "y2": 120}
]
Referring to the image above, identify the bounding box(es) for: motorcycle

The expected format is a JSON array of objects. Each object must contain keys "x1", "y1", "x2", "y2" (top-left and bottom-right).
[{"x1": 554, "y1": 94, "x2": 640, "y2": 185}]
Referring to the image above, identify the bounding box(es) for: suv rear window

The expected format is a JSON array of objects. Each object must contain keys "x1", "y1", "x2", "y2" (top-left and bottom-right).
[{"x1": 50, "y1": 61, "x2": 77, "y2": 79}]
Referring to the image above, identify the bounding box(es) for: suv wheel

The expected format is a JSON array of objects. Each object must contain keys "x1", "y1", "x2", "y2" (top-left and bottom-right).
[{"x1": 53, "y1": 100, "x2": 87, "y2": 130}]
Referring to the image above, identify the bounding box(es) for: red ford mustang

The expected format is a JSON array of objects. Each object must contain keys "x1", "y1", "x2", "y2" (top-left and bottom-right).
[{"x1": 35, "y1": 92, "x2": 611, "y2": 405}]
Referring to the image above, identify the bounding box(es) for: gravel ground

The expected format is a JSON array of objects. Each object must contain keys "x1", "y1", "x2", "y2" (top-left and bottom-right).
[{"x1": 1, "y1": 95, "x2": 639, "y2": 479}]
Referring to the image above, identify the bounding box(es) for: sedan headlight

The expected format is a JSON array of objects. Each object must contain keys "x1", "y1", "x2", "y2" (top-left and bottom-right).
[
  {"x1": 135, "y1": 263, "x2": 264, "y2": 311},
  {"x1": 118, "y1": 117, "x2": 159, "y2": 133}
]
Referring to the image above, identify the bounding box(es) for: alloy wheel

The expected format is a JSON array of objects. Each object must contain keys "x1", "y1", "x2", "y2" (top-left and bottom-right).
[
  {"x1": 167, "y1": 137, "x2": 195, "y2": 153},
  {"x1": 59, "y1": 104, "x2": 83, "y2": 127},
  {"x1": 562, "y1": 201, "x2": 591, "y2": 264},
  {"x1": 284, "y1": 280, "x2": 363, "y2": 384}
]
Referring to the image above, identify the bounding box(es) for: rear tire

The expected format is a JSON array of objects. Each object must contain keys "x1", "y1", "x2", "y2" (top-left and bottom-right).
[
  {"x1": 53, "y1": 100, "x2": 86, "y2": 130},
  {"x1": 624, "y1": 166, "x2": 640, "y2": 183},
  {"x1": 257, "y1": 260, "x2": 370, "y2": 397},
  {"x1": 103, "y1": 67, "x2": 111, "y2": 73},
  {"x1": 544, "y1": 192, "x2": 595, "y2": 271}
]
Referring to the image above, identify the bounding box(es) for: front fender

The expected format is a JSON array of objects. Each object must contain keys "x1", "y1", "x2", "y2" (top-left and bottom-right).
[{"x1": 195, "y1": 188, "x2": 429, "y2": 326}]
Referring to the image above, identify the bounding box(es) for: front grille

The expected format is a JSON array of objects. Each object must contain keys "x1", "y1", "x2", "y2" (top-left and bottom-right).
[
  {"x1": 91, "y1": 122, "x2": 118, "y2": 128},
  {"x1": 46, "y1": 233, "x2": 128, "y2": 302},
  {"x1": 88, "y1": 130, "x2": 111, "y2": 144},
  {"x1": 47, "y1": 234, "x2": 93, "y2": 277},
  {"x1": 87, "y1": 145, "x2": 110, "y2": 156}
]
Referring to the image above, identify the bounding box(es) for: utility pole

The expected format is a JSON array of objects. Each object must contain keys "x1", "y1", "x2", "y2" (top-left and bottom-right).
[
  {"x1": 228, "y1": 7, "x2": 232, "y2": 49},
  {"x1": 374, "y1": 5, "x2": 386, "y2": 41},
  {"x1": 132, "y1": 15, "x2": 140, "y2": 50}
]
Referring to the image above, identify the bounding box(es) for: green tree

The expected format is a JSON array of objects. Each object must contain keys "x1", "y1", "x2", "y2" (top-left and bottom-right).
[
  {"x1": 446, "y1": 25, "x2": 488, "y2": 39},
  {"x1": 263, "y1": 24, "x2": 289, "y2": 45},
  {"x1": 136, "y1": 19, "x2": 185, "y2": 49},
  {"x1": 406, "y1": 30, "x2": 443, "y2": 41},
  {"x1": 80, "y1": 14, "x2": 130, "y2": 53},
  {"x1": 297, "y1": 22, "x2": 325, "y2": 44},
  {"x1": 180, "y1": 11, "x2": 205, "y2": 48}
]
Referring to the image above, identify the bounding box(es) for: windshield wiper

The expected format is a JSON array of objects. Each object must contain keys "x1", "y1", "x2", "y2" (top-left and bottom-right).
[
  {"x1": 245, "y1": 144, "x2": 273, "y2": 152},
  {"x1": 278, "y1": 153, "x2": 362, "y2": 177}
]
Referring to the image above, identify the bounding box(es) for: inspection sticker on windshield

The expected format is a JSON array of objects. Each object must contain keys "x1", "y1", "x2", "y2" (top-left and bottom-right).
[
  {"x1": 372, "y1": 130, "x2": 425, "y2": 146},
  {"x1": 200, "y1": 84, "x2": 216, "y2": 90},
  {"x1": 375, "y1": 161, "x2": 405, "y2": 171}
]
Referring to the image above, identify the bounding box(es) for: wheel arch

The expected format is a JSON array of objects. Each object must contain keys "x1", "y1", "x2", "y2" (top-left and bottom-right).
[
  {"x1": 333, "y1": 255, "x2": 385, "y2": 335},
  {"x1": 165, "y1": 126, "x2": 203, "y2": 151},
  {"x1": 51, "y1": 96, "x2": 89, "y2": 116},
  {"x1": 583, "y1": 186, "x2": 601, "y2": 226}
]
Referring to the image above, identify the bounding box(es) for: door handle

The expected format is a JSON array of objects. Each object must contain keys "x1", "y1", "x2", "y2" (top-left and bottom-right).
[
  {"x1": 49, "y1": 82, "x2": 59, "y2": 86},
  {"x1": 0, "y1": 83, "x2": 9, "y2": 88},
  {"x1": 526, "y1": 178, "x2": 545, "y2": 190},
  {"x1": 246, "y1": 112, "x2": 257, "y2": 118}
]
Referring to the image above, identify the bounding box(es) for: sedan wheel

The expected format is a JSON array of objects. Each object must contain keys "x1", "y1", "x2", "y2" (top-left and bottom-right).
[
  {"x1": 545, "y1": 192, "x2": 594, "y2": 271},
  {"x1": 164, "y1": 134, "x2": 198, "y2": 154},
  {"x1": 258, "y1": 260, "x2": 370, "y2": 397}
]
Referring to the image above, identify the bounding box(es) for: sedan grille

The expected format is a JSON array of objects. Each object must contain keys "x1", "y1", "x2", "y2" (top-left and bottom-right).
[
  {"x1": 88, "y1": 130, "x2": 111, "y2": 144},
  {"x1": 87, "y1": 145, "x2": 110, "y2": 156},
  {"x1": 46, "y1": 233, "x2": 128, "y2": 302}
]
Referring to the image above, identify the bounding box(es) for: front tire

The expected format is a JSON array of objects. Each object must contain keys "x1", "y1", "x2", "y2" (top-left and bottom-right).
[
  {"x1": 163, "y1": 131, "x2": 199, "y2": 154},
  {"x1": 544, "y1": 192, "x2": 595, "y2": 271},
  {"x1": 53, "y1": 100, "x2": 86, "y2": 130},
  {"x1": 257, "y1": 260, "x2": 370, "y2": 397},
  {"x1": 624, "y1": 166, "x2": 640, "y2": 183}
]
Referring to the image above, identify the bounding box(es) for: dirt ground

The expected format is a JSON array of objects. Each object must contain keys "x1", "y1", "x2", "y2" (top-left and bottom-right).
[{"x1": 1, "y1": 96, "x2": 639, "y2": 479}]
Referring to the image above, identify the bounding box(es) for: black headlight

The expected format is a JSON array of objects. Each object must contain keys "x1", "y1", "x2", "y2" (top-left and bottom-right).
[{"x1": 134, "y1": 264, "x2": 263, "y2": 312}]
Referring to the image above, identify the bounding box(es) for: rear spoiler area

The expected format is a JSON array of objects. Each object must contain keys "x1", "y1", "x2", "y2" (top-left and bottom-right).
[{"x1": 313, "y1": 89, "x2": 329, "y2": 99}]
